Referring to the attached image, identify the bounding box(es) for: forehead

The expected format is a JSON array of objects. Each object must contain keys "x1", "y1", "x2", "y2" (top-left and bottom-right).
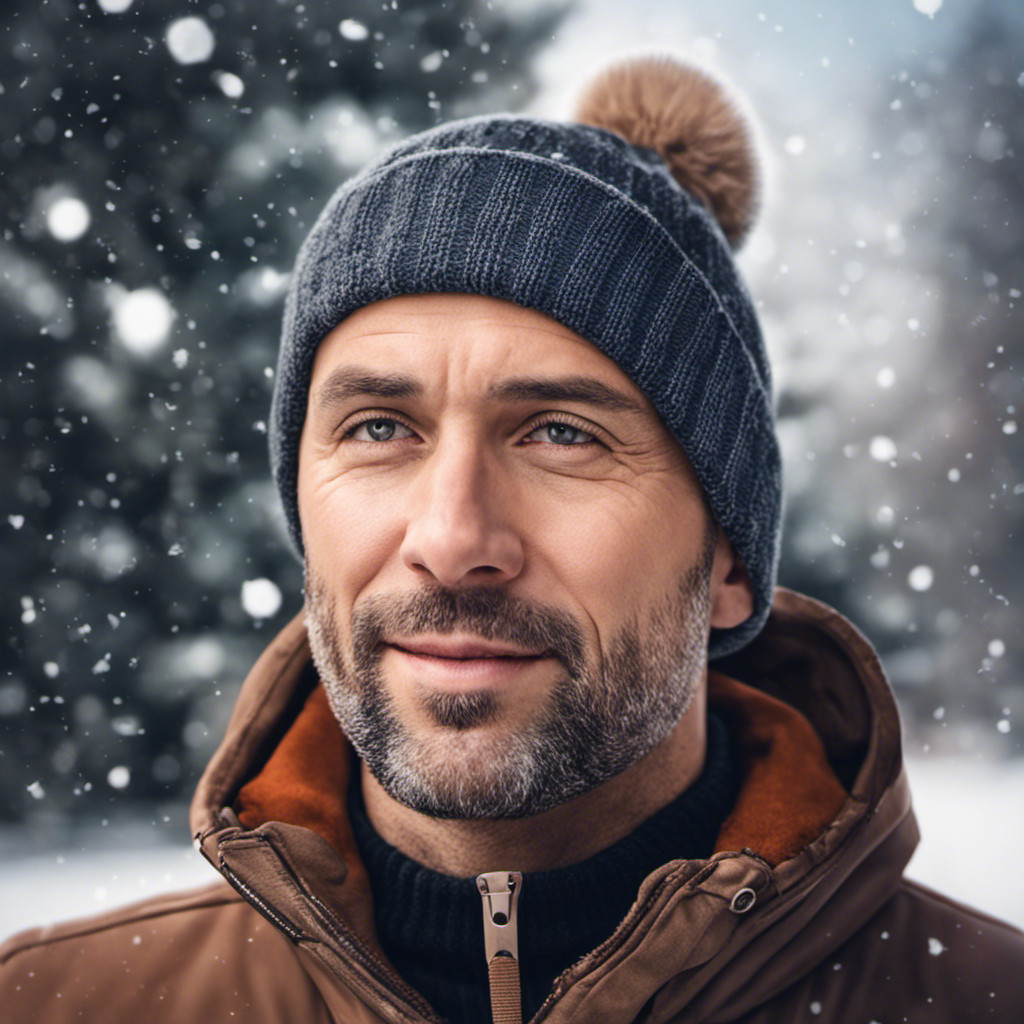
[{"x1": 308, "y1": 292, "x2": 654, "y2": 407}]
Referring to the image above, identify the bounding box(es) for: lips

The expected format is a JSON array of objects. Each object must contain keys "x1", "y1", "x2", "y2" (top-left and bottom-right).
[{"x1": 388, "y1": 638, "x2": 547, "y2": 661}]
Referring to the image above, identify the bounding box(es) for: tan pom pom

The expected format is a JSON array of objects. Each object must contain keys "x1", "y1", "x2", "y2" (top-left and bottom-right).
[{"x1": 573, "y1": 54, "x2": 759, "y2": 247}]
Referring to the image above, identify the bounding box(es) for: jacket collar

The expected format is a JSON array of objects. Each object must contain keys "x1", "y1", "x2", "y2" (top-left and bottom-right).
[{"x1": 190, "y1": 588, "x2": 918, "y2": 1023}]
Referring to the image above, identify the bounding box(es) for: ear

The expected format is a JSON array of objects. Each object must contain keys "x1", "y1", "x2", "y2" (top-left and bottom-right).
[{"x1": 709, "y1": 529, "x2": 754, "y2": 631}]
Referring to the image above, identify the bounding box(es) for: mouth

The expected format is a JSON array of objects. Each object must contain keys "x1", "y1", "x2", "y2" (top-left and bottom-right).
[
  {"x1": 383, "y1": 637, "x2": 552, "y2": 689},
  {"x1": 388, "y1": 637, "x2": 549, "y2": 661}
]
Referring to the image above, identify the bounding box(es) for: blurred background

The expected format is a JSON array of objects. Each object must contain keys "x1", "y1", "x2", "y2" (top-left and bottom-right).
[{"x1": 1, "y1": 0, "x2": 1022, "y2": 931}]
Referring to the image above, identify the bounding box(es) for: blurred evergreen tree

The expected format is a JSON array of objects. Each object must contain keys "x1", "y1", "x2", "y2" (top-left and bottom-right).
[
  {"x1": 775, "y1": 0, "x2": 1023, "y2": 746},
  {"x1": 0, "y1": 0, "x2": 568, "y2": 826},
  {"x1": 872, "y1": 2, "x2": 1023, "y2": 735}
]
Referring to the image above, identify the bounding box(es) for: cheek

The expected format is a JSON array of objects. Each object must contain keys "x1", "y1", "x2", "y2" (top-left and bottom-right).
[
  {"x1": 298, "y1": 459, "x2": 407, "y2": 600},
  {"x1": 529, "y1": 484, "x2": 704, "y2": 626}
]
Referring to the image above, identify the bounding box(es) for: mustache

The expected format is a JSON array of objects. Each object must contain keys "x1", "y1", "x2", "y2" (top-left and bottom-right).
[{"x1": 348, "y1": 585, "x2": 587, "y2": 676}]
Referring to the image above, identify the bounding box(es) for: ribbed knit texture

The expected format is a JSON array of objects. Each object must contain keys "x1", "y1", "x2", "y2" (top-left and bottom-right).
[
  {"x1": 349, "y1": 712, "x2": 738, "y2": 1024},
  {"x1": 271, "y1": 115, "x2": 782, "y2": 658}
]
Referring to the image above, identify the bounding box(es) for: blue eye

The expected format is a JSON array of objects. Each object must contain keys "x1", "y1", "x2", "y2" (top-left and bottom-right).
[
  {"x1": 349, "y1": 417, "x2": 414, "y2": 442},
  {"x1": 529, "y1": 422, "x2": 595, "y2": 445}
]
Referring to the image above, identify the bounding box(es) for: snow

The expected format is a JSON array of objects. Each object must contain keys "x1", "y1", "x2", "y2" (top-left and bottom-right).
[
  {"x1": 241, "y1": 578, "x2": 283, "y2": 619},
  {"x1": 213, "y1": 71, "x2": 245, "y2": 99},
  {"x1": 907, "y1": 565, "x2": 934, "y2": 592},
  {"x1": 0, "y1": 842, "x2": 217, "y2": 938},
  {"x1": 110, "y1": 287, "x2": 174, "y2": 356},
  {"x1": 338, "y1": 19, "x2": 369, "y2": 41},
  {"x1": 420, "y1": 51, "x2": 445, "y2": 73},
  {"x1": 868, "y1": 436, "x2": 897, "y2": 462},
  {"x1": 1, "y1": 755, "x2": 1020, "y2": 940},
  {"x1": 875, "y1": 367, "x2": 895, "y2": 389},
  {"x1": 903, "y1": 756, "x2": 1024, "y2": 925},
  {"x1": 46, "y1": 196, "x2": 91, "y2": 242},
  {"x1": 179, "y1": 637, "x2": 228, "y2": 677},
  {"x1": 165, "y1": 17, "x2": 215, "y2": 66}
]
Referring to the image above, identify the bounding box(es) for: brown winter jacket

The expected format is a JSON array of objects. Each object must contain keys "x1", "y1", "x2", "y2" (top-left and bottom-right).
[{"x1": 2, "y1": 588, "x2": 1022, "y2": 1022}]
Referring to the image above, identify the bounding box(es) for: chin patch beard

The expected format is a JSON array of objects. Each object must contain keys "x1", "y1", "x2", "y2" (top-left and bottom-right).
[{"x1": 417, "y1": 688, "x2": 500, "y2": 731}]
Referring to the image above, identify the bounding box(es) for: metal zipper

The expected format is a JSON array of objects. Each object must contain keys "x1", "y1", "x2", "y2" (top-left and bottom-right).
[
  {"x1": 302, "y1": 889, "x2": 442, "y2": 1021},
  {"x1": 220, "y1": 862, "x2": 304, "y2": 942},
  {"x1": 219, "y1": 845, "x2": 441, "y2": 1023},
  {"x1": 478, "y1": 871, "x2": 524, "y2": 1024}
]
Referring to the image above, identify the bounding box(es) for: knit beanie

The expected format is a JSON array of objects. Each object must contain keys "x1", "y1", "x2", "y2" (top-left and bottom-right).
[{"x1": 271, "y1": 55, "x2": 781, "y2": 659}]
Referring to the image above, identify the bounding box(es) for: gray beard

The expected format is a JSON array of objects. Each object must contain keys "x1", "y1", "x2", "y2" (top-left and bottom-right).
[{"x1": 304, "y1": 535, "x2": 714, "y2": 820}]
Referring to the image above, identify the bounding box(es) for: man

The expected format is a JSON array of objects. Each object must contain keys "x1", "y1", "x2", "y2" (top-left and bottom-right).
[{"x1": 2, "y1": 54, "x2": 1021, "y2": 1023}]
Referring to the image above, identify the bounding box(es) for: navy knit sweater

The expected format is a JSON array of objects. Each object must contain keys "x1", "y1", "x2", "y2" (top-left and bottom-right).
[{"x1": 349, "y1": 713, "x2": 739, "y2": 1024}]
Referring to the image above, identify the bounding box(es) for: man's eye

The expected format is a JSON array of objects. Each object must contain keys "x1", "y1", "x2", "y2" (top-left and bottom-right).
[
  {"x1": 347, "y1": 417, "x2": 415, "y2": 442},
  {"x1": 525, "y1": 422, "x2": 596, "y2": 446}
]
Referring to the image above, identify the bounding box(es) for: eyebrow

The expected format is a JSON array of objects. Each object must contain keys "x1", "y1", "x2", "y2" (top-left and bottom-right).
[
  {"x1": 312, "y1": 366, "x2": 645, "y2": 416},
  {"x1": 488, "y1": 376, "x2": 645, "y2": 414},
  {"x1": 313, "y1": 367, "x2": 421, "y2": 411}
]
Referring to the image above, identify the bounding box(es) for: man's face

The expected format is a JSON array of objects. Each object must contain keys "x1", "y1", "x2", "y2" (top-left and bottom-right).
[{"x1": 298, "y1": 293, "x2": 736, "y2": 819}]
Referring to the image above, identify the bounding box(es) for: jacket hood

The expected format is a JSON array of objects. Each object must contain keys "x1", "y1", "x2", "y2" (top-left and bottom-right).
[{"x1": 190, "y1": 588, "x2": 919, "y2": 1023}]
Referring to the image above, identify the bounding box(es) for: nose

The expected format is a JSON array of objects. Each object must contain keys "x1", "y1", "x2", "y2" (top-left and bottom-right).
[{"x1": 399, "y1": 436, "x2": 525, "y2": 587}]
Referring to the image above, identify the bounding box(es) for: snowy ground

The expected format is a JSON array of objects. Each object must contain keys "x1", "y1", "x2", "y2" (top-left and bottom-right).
[{"x1": 2, "y1": 755, "x2": 1022, "y2": 940}]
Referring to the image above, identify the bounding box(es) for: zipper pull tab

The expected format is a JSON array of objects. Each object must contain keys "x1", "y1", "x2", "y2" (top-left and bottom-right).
[{"x1": 477, "y1": 871, "x2": 523, "y2": 1024}]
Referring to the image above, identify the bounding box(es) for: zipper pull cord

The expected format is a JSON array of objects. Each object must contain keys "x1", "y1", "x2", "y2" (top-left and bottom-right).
[{"x1": 477, "y1": 871, "x2": 523, "y2": 1024}]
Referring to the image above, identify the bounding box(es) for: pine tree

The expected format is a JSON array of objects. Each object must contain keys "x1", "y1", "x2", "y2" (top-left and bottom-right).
[
  {"x1": 0, "y1": 0, "x2": 568, "y2": 824},
  {"x1": 868, "y1": 2, "x2": 1023, "y2": 737},
  {"x1": 773, "y1": 0, "x2": 1023, "y2": 746}
]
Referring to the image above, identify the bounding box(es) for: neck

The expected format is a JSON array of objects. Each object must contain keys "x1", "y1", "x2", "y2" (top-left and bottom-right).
[{"x1": 360, "y1": 686, "x2": 708, "y2": 876}]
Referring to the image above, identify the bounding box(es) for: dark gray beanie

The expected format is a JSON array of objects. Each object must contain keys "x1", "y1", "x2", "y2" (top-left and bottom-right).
[{"x1": 271, "y1": 56, "x2": 781, "y2": 659}]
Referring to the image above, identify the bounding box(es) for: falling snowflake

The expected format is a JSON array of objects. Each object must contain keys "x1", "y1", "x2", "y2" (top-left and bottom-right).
[
  {"x1": 339, "y1": 19, "x2": 369, "y2": 41},
  {"x1": 47, "y1": 196, "x2": 91, "y2": 242},
  {"x1": 908, "y1": 566, "x2": 934, "y2": 592},
  {"x1": 241, "y1": 578, "x2": 283, "y2": 619},
  {"x1": 166, "y1": 17, "x2": 216, "y2": 65}
]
